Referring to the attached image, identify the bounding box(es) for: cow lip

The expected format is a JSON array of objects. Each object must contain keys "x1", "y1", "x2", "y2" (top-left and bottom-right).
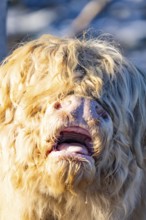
[{"x1": 54, "y1": 126, "x2": 93, "y2": 155}]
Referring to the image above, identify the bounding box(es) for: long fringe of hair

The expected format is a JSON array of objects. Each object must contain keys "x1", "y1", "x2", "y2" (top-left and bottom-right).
[{"x1": 0, "y1": 34, "x2": 146, "y2": 220}]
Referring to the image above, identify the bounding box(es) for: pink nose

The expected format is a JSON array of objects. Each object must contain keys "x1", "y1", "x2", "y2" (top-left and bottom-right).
[{"x1": 53, "y1": 95, "x2": 109, "y2": 122}]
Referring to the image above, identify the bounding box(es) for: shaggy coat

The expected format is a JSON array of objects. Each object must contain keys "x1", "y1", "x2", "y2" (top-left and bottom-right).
[{"x1": 0, "y1": 35, "x2": 146, "y2": 220}]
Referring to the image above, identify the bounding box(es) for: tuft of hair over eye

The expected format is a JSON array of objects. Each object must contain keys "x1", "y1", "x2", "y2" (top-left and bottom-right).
[{"x1": 74, "y1": 64, "x2": 86, "y2": 79}]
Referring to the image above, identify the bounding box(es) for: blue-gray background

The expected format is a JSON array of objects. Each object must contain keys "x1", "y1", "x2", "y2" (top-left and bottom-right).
[{"x1": 7, "y1": 0, "x2": 146, "y2": 71}]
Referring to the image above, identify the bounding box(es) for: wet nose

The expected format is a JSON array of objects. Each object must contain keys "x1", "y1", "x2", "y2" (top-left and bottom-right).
[{"x1": 53, "y1": 95, "x2": 106, "y2": 122}]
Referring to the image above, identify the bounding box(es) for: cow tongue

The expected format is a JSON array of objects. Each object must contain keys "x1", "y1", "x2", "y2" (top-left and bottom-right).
[{"x1": 57, "y1": 143, "x2": 89, "y2": 155}]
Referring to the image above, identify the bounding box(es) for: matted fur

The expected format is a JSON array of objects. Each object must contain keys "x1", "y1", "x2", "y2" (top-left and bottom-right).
[{"x1": 0, "y1": 35, "x2": 146, "y2": 220}]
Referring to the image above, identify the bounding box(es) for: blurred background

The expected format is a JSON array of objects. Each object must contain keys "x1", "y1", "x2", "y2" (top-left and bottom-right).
[{"x1": 1, "y1": 0, "x2": 146, "y2": 71}]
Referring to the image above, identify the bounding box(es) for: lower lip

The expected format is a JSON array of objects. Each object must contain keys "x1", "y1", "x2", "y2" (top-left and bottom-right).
[{"x1": 48, "y1": 150, "x2": 93, "y2": 162}]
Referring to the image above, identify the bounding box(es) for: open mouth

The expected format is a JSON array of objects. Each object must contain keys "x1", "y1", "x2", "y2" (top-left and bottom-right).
[{"x1": 54, "y1": 126, "x2": 93, "y2": 156}]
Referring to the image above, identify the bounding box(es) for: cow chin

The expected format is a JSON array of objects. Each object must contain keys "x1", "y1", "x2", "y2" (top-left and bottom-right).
[{"x1": 45, "y1": 153, "x2": 96, "y2": 197}]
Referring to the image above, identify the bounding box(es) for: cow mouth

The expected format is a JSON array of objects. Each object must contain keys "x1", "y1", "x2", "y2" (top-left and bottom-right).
[{"x1": 54, "y1": 126, "x2": 93, "y2": 156}]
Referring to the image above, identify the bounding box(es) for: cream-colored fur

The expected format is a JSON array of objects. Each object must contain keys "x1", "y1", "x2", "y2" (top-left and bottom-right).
[{"x1": 0, "y1": 35, "x2": 146, "y2": 220}]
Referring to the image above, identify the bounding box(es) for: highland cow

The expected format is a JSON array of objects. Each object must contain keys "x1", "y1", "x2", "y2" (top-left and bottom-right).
[{"x1": 0, "y1": 35, "x2": 146, "y2": 220}]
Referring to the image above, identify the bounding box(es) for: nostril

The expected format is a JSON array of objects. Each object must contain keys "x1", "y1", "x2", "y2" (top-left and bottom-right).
[
  {"x1": 95, "y1": 106, "x2": 109, "y2": 120},
  {"x1": 100, "y1": 111, "x2": 109, "y2": 120},
  {"x1": 53, "y1": 101, "x2": 62, "y2": 110}
]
